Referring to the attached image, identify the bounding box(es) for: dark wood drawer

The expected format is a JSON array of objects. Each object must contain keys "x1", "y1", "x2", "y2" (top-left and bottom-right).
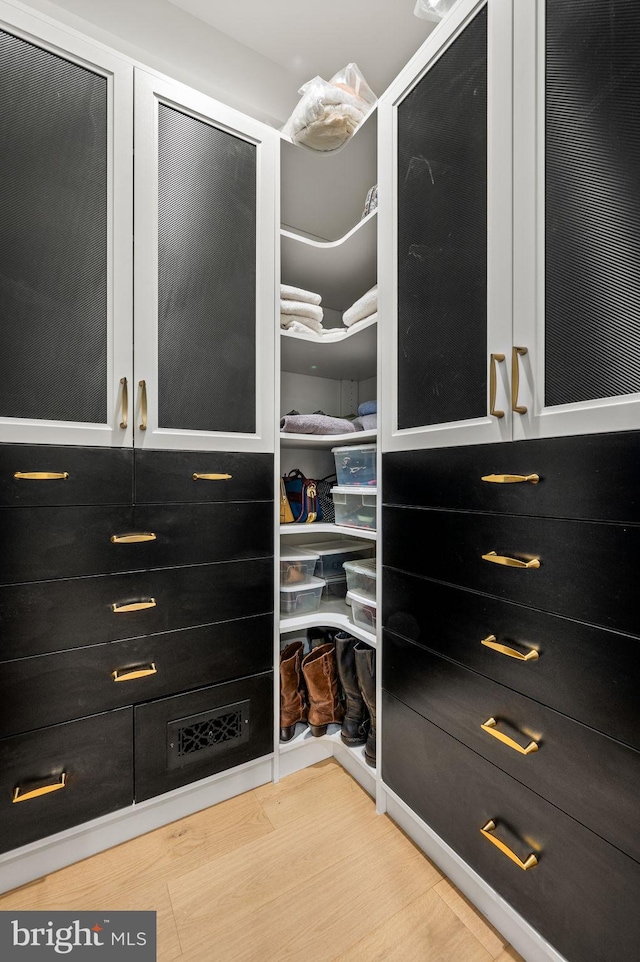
[
  {"x1": 382, "y1": 570, "x2": 640, "y2": 751},
  {"x1": 0, "y1": 708, "x2": 133, "y2": 855},
  {"x1": 134, "y1": 450, "x2": 273, "y2": 503},
  {"x1": 0, "y1": 444, "x2": 132, "y2": 506},
  {"x1": 0, "y1": 558, "x2": 274, "y2": 659},
  {"x1": 383, "y1": 505, "x2": 640, "y2": 636},
  {"x1": 384, "y1": 635, "x2": 640, "y2": 863},
  {"x1": 383, "y1": 431, "x2": 640, "y2": 522},
  {"x1": 134, "y1": 671, "x2": 273, "y2": 802},
  {"x1": 382, "y1": 692, "x2": 640, "y2": 962},
  {"x1": 0, "y1": 614, "x2": 272, "y2": 739}
]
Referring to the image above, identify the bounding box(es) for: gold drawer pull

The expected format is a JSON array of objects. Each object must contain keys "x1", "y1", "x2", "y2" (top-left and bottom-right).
[
  {"x1": 112, "y1": 599, "x2": 156, "y2": 613},
  {"x1": 13, "y1": 773, "x2": 67, "y2": 803},
  {"x1": 512, "y1": 345, "x2": 528, "y2": 414},
  {"x1": 192, "y1": 473, "x2": 232, "y2": 481},
  {"x1": 481, "y1": 474, "x2": 539, "y2": 484},
  {"x1": 489, "y1": 353, "x2": 505, "y2": 419},
  {"x1": 482, "y1": 551, "x2": 540, "y2": 569},
  {"x1": 481, "y1": 717, "x2": 539, "y2": 755},
  {"x1": 139, "y1": 380, "x2": 148, "y2": 431},
  {"x1": 481, "y1": 635, "x2": 539, "y2": 661},
  {"x1": 480, "y1": 820, "x2": 538, "y2": 871},
  {"x1": 119, "y1": 376, "x2": 128, "y2": 429},
  {"x1": 110, "y1": 533, "x2": 157, "y2": 544},
  {"x1": 112, "y1": 663, "x2": 157, "y2": 682},
  {"x1": 14, "y1": 472, "x2": 69, "y2": 481}
]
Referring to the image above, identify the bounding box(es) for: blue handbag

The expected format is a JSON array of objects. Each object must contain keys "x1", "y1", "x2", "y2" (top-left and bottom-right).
[{"x1": 282, "y1": 469, "x2": 322, "y2": 524}]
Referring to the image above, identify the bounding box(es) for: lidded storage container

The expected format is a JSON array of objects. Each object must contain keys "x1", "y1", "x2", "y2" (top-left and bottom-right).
[
  {"x1": 343, "y1": 557, "x2": 376, "y2": 600},
  {"x1": 331, "y1": 486, "x2": 377, "y2": 531},
  {"x1": 331, "y1": 444, "x2": 377, "y2": 486},
  {"x1": 280, "y1": 576, "x2": 325, "y2": 616},
  {"x1": 298, "y1": 538, "x2": 375, "y2": 580},
  {"x1": 347, "y1": 588, "x2": 377, "y2": 632},
  {"x1": 279, "y1": 546, "x2": 319, "y2": 586}
]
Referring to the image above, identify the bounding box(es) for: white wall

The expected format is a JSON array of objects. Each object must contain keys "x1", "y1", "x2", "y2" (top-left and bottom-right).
[{"x1": 9, "y1": 0, "x2": 298, "y2": 126}]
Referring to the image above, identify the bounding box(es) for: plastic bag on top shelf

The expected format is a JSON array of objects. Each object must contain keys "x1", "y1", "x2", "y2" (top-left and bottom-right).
[
  {"x1": 414, "y1": 0, "x2": 459, "y2": 21},
  {"x1": 281, "y1": 62, "x2": 376, "y2": 152}
]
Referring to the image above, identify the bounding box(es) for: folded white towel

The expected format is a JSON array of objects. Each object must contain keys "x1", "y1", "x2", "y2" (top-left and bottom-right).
[
  {"x1": 343, "y1": 285, "x2": 378, "y2": 327},
  {"x1": 280, "y1": 313, "x2": 324, "y2": 335},
  {"x1": 280, "y1": 300, "x2": 324, "y2": 324},
  {"x1": 280, "y1": 284, "x2": 322, "y2": 306}
]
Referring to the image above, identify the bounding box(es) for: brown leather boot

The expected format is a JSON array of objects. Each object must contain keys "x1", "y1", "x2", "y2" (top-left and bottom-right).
[
  {"x1": 301, "y1": 642, "x2": 345, "y2": 736},
  {"x1": 280, "y1": 641, "x2": 307, "y2": 742}
]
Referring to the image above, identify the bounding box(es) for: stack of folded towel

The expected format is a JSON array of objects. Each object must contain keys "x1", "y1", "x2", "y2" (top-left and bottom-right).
[
  {"x1": 343, "y1": 285, "x2": 377, "y2": 328},
  {"x1": 280, "y1": 284, "x2": 324, "y2": 335},
  {"x1": 352, "y1": 400, "x2": 377, "y2": 432}
]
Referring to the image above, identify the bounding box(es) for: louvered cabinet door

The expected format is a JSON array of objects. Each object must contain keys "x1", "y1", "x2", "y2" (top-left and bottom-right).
[
  {"x1": 0, "y1": 11, "x2": 133, "y2": 447},
  {"x1": 513, "y1": 0, "x2": 640, "y2": 438},
  {"x1": 133, "y1": 70, "x2": 276, "y2": 453}
]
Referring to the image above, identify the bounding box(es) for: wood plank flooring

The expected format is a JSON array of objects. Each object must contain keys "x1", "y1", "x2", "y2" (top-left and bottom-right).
[{"x1": 0, "y1": 759, "x2": 525, "y2": 962}]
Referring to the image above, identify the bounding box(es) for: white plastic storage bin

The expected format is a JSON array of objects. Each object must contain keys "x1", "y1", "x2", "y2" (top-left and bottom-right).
[
  {"x1": 347, "y1": 588, "x2": 377, "y2": 632},
  {"x1": 280, "y1": 547, "x2": 319, "y2": 586},
  {"x1": 298, "y1": 539, "x2": 375, "y2": 580},
  {"x1": 332, "y1": 444, "x2": 377, "y2": 486},
  {"x1": 331, "y1": 486, "x2": 377, "y2": 531},
  {"x1": 343, "y1": 558, "x2": 376, "y2": 600},
  {"x1": 280, "y1": 577, "x2": 325, "y2": 616}
]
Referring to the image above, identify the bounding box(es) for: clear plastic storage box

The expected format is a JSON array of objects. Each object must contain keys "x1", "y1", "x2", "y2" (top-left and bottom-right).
[
  {"x1": 280, "y1": 576, "x2": 325, "y2": 616},
  {"x1": 280, "y1": 546, "x2": 319, "y2": 586},
  {"x1": 331, "y1": 486, "x2": 377, "y2": 531},
  {"x1": 331, "y1": 444, "x2": 377, "y2": 486},
  {"x1": 347, "y1": 588, "x2": 377, "y2": 633},
  {"x1": 298, "y1": 538, "x2": 375, "y2": 580},
  {"x1": 343, "y1": 558, "x2": 376, "y2": 599}
]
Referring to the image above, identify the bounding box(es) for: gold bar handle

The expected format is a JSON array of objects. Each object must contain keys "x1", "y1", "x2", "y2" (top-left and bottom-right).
[
  {"x1": 482, "y1": 474, "x2": 539, "y2": 484},
  {"x1": 111, "y1": 599, "x2": 156, "y2": 613},
  {"x1": 489, "y1": 353, "x2": 505, "y2": 419},
  {"x1": 512, "y1": 346, "x2": 528, "y2": 414},
  {"x1": 481, "y1": 717, "x2": 539, "y2": 755},
  {"x1": 192, "y1": 473, "x2": 233, "y2": 481},
  {"x1": 480, "y1": 820, "x2": 538, "y2": 871},
  {"x1": 139, "y1": 380, "x2": 147, "y2": 431},
  {"x1": 13, "y1": 773, "x2": 67, "y2": 804},
  {"x1": 482, "y1": 551, "x2": 540, "y2": 569},
  {"x1": 14, "y1": 472, "x2": 69, "y2": 481},
  {"x1": 112, "y1": 663, "x2": 157, "y2": 682},
  {"x1": 110, "y1": 533, "x2": 157, "y2": 544},
  {"x1": 481, "y1": 635, "x2": 539, "y2": 662},
  {"x1": 119, "y1": 376, "x2": 128, "y2": 429}
]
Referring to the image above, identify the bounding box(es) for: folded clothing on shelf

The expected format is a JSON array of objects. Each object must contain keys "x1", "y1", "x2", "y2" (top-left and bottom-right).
[
  {"x1": 280, "y1": 413, "x2": 363, "y2": 435},
  {"x1": 280, "y1": 283, "x2": 322, "y2": 306},
  {"x1": 358, "y1": 400, "x2": 377, "y2": 416},
  {"x1": 343, "y1": 285, "x2": 377, "y2": 328},
  {"x1": 352, "y1": 413, "x2": 377, "y2": 431},
  {"x1": 280, "y1": 300, "x2": 324, "y2": 323},
  {"x1": 280, "y1": 317, "x2": 323, "y2": 335}
]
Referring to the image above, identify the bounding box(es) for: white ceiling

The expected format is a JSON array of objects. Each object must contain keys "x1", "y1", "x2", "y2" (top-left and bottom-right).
[{"x1": 165, "y1": 0, "x2": 435, "y2": 99}]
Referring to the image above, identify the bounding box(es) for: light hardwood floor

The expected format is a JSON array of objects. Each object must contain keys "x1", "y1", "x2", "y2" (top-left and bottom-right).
[{"x1": 0, "y1": 759, "x2": 525, "y2": 962}]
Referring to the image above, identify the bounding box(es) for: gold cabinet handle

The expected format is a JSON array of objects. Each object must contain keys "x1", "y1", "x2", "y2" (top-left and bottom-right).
[
  {"x1": 481, "y1": 474, "x2": 539, "y2": 484},
  {"x1": 489, "y1": 353, "x2": 505, "y2": 419},
  {"x1": 192, "y1": 473, "x2": 233, "y2": 481},
  {"x1": 481, "y1": 635, "x2": 539, "y2": 661},
  {"x1": 112, "y1": 663, "x2": 157, "y2": 682},
  {"x1": 512, "y1": 346, "x2": 528, "y2": 414},
  {"x1": 119, "y1": 376, "x2": 128, "y2": 429},
  {"x1": 480, "y1": 820, "x2": 538, "y2": 870},
  {"x1": 481, "y1": 717, "x2": 539, "y2": 755},
  {"x1": 14, "y1": 472, "x2": 69, "y2": 481},
  {"x1": 110, "y1": 533, "x2": 157, "y2": 544},
  {"x1": 13, "y1": 773, "x2": 67, "y2": 803},
  {"x1": 139, "y1": 380, "x2": 147, "y2": 431},
  {"x1": 111, "y1": 599, "x2": 156, "y2": 613},
  {"x1": 482, "y1": 551, "x2": 540, "y2": 569}
]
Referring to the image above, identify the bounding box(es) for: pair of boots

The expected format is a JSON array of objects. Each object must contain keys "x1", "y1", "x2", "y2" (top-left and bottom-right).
[{"x1": 279, "y1": 634, "x2": 376, "y2": 767}]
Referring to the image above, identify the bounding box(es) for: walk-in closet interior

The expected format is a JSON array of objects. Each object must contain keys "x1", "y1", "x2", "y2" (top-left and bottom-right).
[{"x1": 1, "y1": 1, "x2": 639, "y2": 960}]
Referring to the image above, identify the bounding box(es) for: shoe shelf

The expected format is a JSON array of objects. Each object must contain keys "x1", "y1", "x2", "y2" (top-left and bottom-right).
[
  {"x1": 279, "y1": 598, "x2": 377, "y2": 648},
  {"x1": 280, "y1": 316, "x2": 377, "y2": 381},
  {"x1": 280, "y1": 428, "x2": 376, "y2": 449},
  {"x1": 279, "y1": 724, "x2": 375, "y2": 784},
  {"x1": 280, "y1": 523, "x2": 377, "y2": 542}
]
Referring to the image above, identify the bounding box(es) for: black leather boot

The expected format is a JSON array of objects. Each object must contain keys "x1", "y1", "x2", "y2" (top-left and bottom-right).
[
  {"x1": 335, "y1": 632, "x2": 369, "y2": 747},
  {"x1": 354, "y1": 641, "x2": 376, "y2": 766}
]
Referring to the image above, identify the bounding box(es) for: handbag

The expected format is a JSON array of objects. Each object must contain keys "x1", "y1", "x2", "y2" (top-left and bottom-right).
[
  {"x1": 280, "y1": 478, "x2": 295, "y2": 524},
  {"x1": 282, "y1": 469, "x2": 322, "y2": 524},
  {"x1": 316, "y1": 474, "x2": 337, "y2": 524}
]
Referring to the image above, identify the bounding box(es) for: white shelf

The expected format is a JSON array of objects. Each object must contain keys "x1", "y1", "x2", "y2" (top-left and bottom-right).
[
  {"x1": 279, "y1": 598, "x2": 377, "y2": 646},
  {"x1": 280, "y1": 428, "x2": 376, "y2": 449},
  {"x1": 281, "y1": 211, "x2": 376, "y2": 313},
  {"x1": 280, "y1": 315, "x2": 377, "y2": 380},
  {"x1": 280, "y1": 522, "x2": 377, "y2": 541},
  {"x1": 279, "y1": 725, "x2": 372, "y2": 770}
]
